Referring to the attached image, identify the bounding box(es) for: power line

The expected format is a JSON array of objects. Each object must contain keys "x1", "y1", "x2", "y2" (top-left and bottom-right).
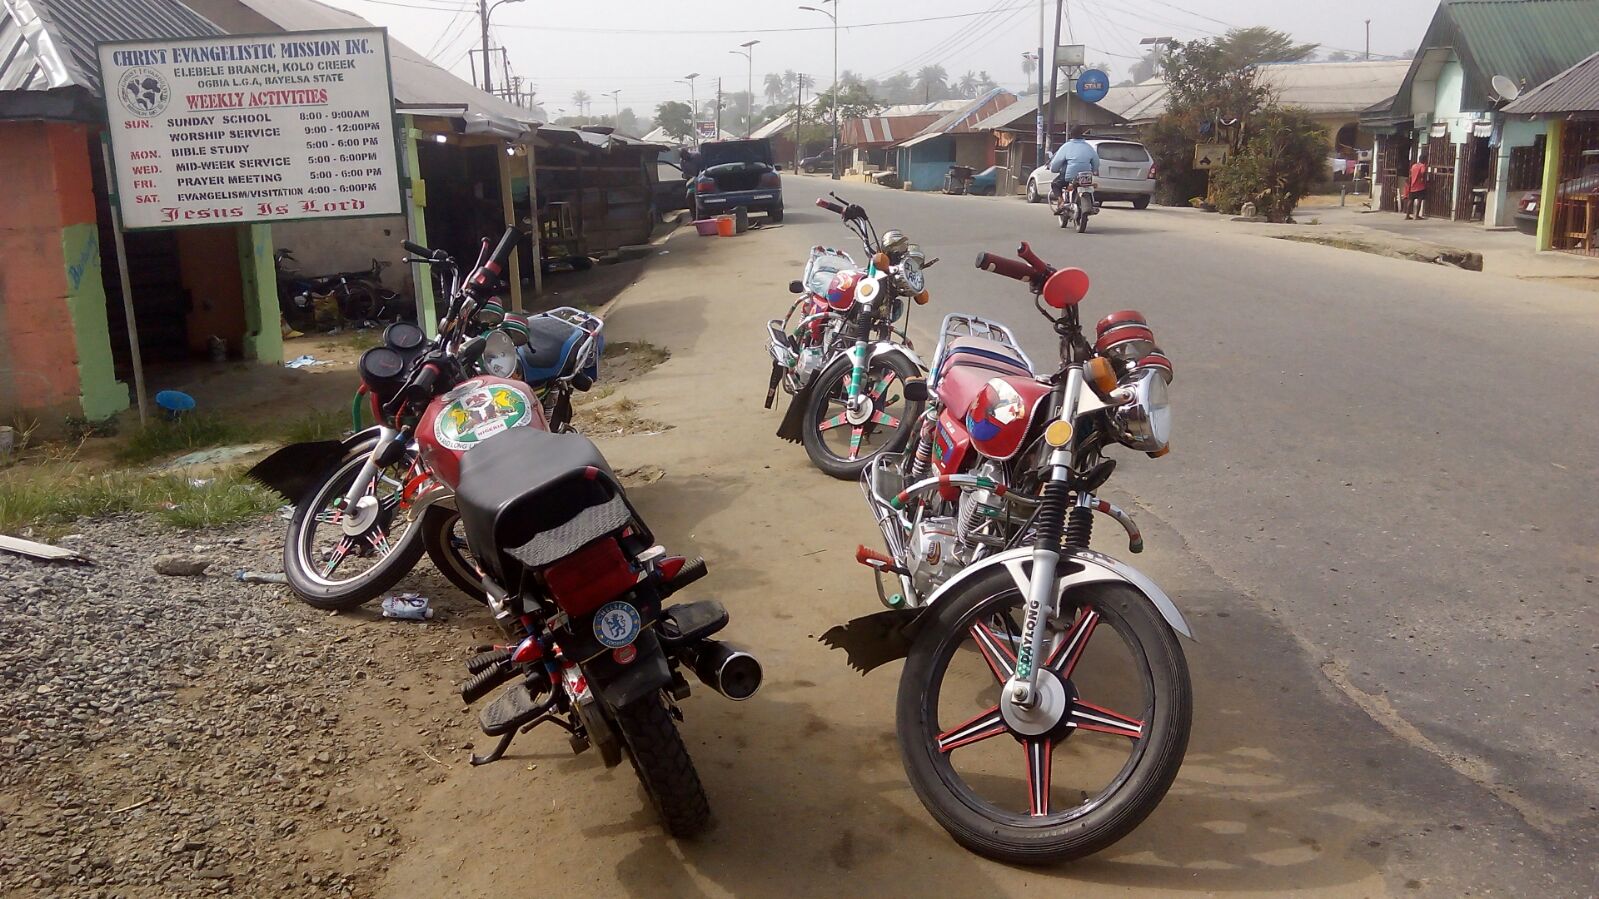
[
  {"x1": 493, "y1": 5, "x2": 1039, "y2": 36},
  {"x1": 867, "y1": 0, "x2": 1013, "y2": 81}
]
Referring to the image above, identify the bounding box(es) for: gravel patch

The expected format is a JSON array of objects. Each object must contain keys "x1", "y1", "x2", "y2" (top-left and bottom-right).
[{"x1": 0, "y1": 514, "x2": 465, "y2": 897}]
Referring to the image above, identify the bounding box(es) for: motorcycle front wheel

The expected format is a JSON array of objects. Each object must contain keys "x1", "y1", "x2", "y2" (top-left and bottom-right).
[
  {"x1": 800, "y1": 351, "x2": 922, "y2": 480},
  {"x1": 896, "y1": 572, "x2": 1191, "y2": 864},
  {"x1": 282, "y1": 437, "x2": 427, "y2": 610},
  {"x1": 612, "y1": 693, "x2": 712, "y2": 838}
]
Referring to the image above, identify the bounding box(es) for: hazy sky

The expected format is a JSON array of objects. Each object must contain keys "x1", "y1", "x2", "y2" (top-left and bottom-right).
[{"x1": 321, "y1": 0, "x2": 1440, "y2": 115}]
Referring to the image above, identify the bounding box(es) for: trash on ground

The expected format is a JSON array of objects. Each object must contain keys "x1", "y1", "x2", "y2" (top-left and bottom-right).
[
  {"x1": 152, "y1": 554, "x2": 211, "y2": 577},
  {"x1": 284, "y1": 355, "x2": 331, "y2": 369},
  {"x1": 236, "y1": 570, "x2": 289, "y2": 585},
  {"x1": 162, "y1": 443, "x2": 273, "y2": 469},
  {"x1": 277, "y1": 505, "x2": 295, "y2": 521},
  {"x1": 0, "y1": 534, "x2": 91, "y2": 563},
  {"x1": 381, "y1": 593, "x2": 434, "y2": 621}
]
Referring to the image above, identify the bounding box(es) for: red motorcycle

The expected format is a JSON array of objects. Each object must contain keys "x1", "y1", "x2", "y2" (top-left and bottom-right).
[
  {"x1": 256, "y1": 228, "x2": 762, "y2": 836},
  {"x1": 827, "y1": 243, "x2": 1191, "y2": 863}
]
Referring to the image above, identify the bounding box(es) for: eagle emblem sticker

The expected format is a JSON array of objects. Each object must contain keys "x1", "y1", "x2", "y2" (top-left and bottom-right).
[
  {"x1": 593, "y1": 601, "x2": 642, "y2": 649},
  {"x1": 433, "y1": 380, "x2": 532, "y2": 451}
]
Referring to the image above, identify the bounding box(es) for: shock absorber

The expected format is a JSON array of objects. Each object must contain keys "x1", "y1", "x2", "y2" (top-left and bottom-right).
[
  {"x1": 1033, "y1": 481, "x2": 1071, "y2": 550},
  {"x1": 1063, "y1": 502, "x2": 1094, "y2": 550},
  {"x1": 906, "y1": 416, "x2": 935, "y2": 480}
]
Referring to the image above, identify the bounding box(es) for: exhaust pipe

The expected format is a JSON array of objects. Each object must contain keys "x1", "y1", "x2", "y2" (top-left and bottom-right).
[{"x1": 680, "y1": 640, "x2": 762, "y2": 701}]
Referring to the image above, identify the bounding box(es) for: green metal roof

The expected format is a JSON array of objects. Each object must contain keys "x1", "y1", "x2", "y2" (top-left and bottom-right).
[{"x1": 1385, "y1": 0, "x2": 1599, "y2": 117}]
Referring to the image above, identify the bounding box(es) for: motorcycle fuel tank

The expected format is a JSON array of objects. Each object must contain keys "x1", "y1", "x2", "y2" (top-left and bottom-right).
[{"x1": 416, "y1": 376, "x2": 550, "y2": 487}]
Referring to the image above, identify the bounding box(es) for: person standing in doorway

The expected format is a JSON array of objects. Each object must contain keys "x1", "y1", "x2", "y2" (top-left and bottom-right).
[{"x1": 1406, "y1": 150, "x2": 1429, "y2": 220}]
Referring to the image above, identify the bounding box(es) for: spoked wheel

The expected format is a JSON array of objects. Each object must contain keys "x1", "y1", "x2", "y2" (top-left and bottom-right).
[
  {"x1": 897, "y1": 571, "x2": 1191, "y2": 864},
  {"x1": 420, "y1": 506, "x2": 484, "y2": 600},
  {"x1": 800, "y1": 351, "x2": 923, "y2": 480},
  {"x1": 283, "y1": 439, "x2": 427, "y2": 610}
]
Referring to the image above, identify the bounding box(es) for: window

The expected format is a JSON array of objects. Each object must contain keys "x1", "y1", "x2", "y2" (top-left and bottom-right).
[
  {"x1": 1507, "y1": 135, "x2": 1546, "y2": 192},
  {"x1": 1094, "y1": 142, "x2": 1151, "y2": 163}
]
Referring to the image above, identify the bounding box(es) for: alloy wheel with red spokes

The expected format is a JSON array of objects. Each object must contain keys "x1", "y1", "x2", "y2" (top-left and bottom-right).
[{"x1": 896, "y1": 573, "x2": 1191, "y2": 864}]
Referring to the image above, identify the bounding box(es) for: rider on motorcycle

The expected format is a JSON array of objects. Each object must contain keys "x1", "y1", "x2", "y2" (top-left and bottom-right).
[{"x1": 1048, "y1": 125, "x2": 1099, "y2": 208}]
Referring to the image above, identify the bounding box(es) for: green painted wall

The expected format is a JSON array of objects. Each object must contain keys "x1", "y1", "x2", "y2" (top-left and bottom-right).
[
  {"x1": 60, "y1": 223, "x2": 130, "y2": 420},
  {"x1": 402, "y1": 119, "x2": 439, "y2": 337},
  {"x1": 238, "y1": 223, "x2": 283, "y2": 363}
]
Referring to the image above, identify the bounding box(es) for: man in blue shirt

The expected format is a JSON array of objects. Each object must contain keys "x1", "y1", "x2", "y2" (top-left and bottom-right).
[{"x1": 1048, "y1": 125, "x2": 1099, "y2": 206}]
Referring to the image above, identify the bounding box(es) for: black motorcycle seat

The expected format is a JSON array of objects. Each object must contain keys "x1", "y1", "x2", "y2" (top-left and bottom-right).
[
  {"x1": 938, "y1": 336, "x2": 1032, "y2": 380},
  {"x1": 456, "y1": 428, "x2": 646, "y2": 582},
  {"x1": 519, "y1": 316, "x2": 586, "y2": 383}
]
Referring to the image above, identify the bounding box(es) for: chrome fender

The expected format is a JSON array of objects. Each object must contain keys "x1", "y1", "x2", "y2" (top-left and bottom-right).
[
  {"x1": 869, "y1": 341, "x2": 925, "y2": 375},
  {"x1": 922, "y1": 546, "x2": 1193, "y2": 639}
]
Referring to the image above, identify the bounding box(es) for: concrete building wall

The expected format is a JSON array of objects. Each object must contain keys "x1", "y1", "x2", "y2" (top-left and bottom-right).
[
  {"x1": 0, "y1": 121, "x2": 128, "y2": 422},
  {"x1": 272, "y1": 215, "x2": 409, "y2": 290}
]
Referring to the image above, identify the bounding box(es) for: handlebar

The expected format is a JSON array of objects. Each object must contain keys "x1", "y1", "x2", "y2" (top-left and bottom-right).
[
  {"x1": 486, "y1": 225, "x2": 519, "y2": 270},
  {"x1": 815, "y1": 198, "x2": 845, "y2": 215},
  {"x1": 411, "y1": 362, "x2": 440, "y2": 396},
  {"x1": 975, "y1": 241, "x2": 1053, "y2": 284},
  {"x1": 464, "y1": 226, "x2": 522, "y2": 296}
]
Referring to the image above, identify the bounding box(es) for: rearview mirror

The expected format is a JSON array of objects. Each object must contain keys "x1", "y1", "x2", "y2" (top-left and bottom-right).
[
  {"x1": 924, "y1": 257, "x2": 940, "y2": 268},
  {"x1": 788, "y1": 280, "x2": 804, "y2": 294}
]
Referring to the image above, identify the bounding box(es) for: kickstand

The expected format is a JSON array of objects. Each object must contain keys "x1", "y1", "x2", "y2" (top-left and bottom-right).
[{"x1": 470, "y1": 732, "x2": 515, "y2": 766}]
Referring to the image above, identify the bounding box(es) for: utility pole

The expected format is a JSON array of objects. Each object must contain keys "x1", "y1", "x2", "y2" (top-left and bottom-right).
[
  {"x1": 800, "y1": 2, "x2": 840, "y2": 178},
  {"x1": 793, "y1": 78, "x2": 804, "y2": 173},
  {"x1": 479, "y1": 0, "x2": 491, "y2": 94},
  {"x1": 716, "y1": 77, "x2": 723, "y2": 137},
  {"x1": 1036, "y1": 0, "x2": 1046, "y2": 167},
  {"x1": 1364, "y1": 19, "x2": 1371, "y2": 60},
  {"x1": 678, "y1": 73, "x2": 700, "y2": 145},
  {"x1": 732, "y1": 40, "x2": 760, "y2": 138},
  {"x1": 1044, "y1": 0, "x2": 1065, "y2": 158}
]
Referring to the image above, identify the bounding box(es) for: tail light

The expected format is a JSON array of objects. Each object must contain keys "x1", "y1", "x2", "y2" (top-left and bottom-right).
[
  {"x1": 1147, "y1": 162, "x2": 1158, "y2": 180},
  {"x1": 543, "y1": 537, "x2": 637, "y2": 618},
  {"x1": 695, "y1": 178, "x2": 715, "y2": 193},
  {"x1": 759, "y1": 171, "x2": 782, "y2": 188}
]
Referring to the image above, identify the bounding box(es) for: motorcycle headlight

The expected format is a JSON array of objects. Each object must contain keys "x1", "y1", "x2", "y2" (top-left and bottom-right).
[
  {"x1": 480, "y1": 329, "x2": 520, "y2": 379},
  {"x1": 1108, "y1": 369, "x2": 1171, "y2": 452}
]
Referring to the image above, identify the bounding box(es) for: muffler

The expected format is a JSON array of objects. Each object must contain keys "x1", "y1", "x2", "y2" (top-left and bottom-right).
[{"x1": 680, "y1": 640, "x2": 762, "y2": 701}]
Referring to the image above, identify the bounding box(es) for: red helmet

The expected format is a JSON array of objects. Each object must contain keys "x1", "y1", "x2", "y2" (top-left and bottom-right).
[
  {"x1": 824, "y1": 270, "x2": 862, "y2": 311},
  {"x1": 964, "y1": 376, "x2": 1051, "y2": 460}
]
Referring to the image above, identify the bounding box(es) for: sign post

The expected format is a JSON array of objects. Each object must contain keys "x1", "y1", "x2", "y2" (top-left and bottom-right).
[{"x1": 97, "y1": 28, "x2": 402, "y2": 230}]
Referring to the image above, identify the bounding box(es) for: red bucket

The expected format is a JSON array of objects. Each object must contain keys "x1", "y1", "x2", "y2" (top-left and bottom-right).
[{"x1": 716, "y1": 216, "x2": 736, "y2": 237}]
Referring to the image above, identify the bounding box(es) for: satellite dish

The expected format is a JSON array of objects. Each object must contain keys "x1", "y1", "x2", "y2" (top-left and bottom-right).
[{"x1": 1492, "y1": 74, "x2": 1521, "y2": 103}]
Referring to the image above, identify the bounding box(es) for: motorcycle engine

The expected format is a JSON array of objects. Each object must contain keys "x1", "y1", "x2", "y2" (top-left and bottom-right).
[{"x1": 907, "y1": 516, "x2": 968, "y2": 596}]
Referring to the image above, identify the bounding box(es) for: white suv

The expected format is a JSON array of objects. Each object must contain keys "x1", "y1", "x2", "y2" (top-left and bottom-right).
[{"x1": 1027, "y1": 139, "x2": 1156, "y2": 209}]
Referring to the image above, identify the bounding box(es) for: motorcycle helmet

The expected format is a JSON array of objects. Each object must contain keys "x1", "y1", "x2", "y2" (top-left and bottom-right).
[{"x1": 824, "y1": 269, "x2": 862, "y2": 311}]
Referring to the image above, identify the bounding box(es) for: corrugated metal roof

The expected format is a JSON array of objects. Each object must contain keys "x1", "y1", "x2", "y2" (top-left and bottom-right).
[
  {"x1": 965, "y1": 90, "x2": 1126, "y2": 132},
  {"x1": 1390, "y1": 0, "x2": 1599, "y2": 116},
  {"x1": 1260, "y1": 59, "x2": 1411, "y2": 112},
  {"x1": 0, "y1": 0, "x2": 218, "y2": 96},
  {"x1": 907, "y1": 88, "x2": 1017, "y2": 139},
  {"x1": 1503, "y1": 50, "x2": 1599, "y2": 113}
]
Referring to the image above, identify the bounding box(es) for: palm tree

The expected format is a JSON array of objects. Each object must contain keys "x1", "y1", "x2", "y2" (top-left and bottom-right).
[
  {"x1": 763, "y1": 72, "x2": 786, "y2": 106},
  {"x1": 957, "y1": 70, "x2": 979, "y2": 98},
  {"x1": 571, "y1": 90, "x2": 591, "y2": 120},
  {"x1": 1021, "y1": 52, "x2": 1037, "y2": 84},
  {"x1": 914, "y1": 65, "x2": 948, "y2": 103}
]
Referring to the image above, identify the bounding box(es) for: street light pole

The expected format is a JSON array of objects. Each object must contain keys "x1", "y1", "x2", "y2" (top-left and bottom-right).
[
  {"x1": 678, "y1": 73, "x2": 700, "y2": 145},
  {"x1": 800, "y1": 2, "x2": 840, "y2": 178},
  {"x1": 731, "y1": 40, "x2": 760, "y2": 138},
  {"x1": 603, "y1": 89, "x2": 620, "y2": 123}
]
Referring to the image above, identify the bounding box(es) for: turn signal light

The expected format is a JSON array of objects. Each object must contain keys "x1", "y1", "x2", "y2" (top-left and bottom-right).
[
  {"x1": 914, "y1": 289, "x2": 930, "y2": 305},
  {"x1": 873, "y1": 251, "x2": 890, "y2": 271},
  {"x1": 1086, "y1": 357, "x2": 1119, "y2": 395}
]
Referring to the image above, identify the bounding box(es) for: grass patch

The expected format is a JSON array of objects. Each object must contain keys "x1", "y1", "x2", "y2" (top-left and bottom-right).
[
  {"x1": 277, "y1": 409, "x2": 348, "y2": 444},
  {"x1": 0, "y1": 469, "x2": 277, "y2": 535},
  {"x1": 116, "y1": 415, "x2": 257, "y2": 464}
]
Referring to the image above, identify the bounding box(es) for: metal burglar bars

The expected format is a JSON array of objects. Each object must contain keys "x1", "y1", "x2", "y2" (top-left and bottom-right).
[{"x1": 1552, "y1": 121, "x2": 1599, "y2": 256}]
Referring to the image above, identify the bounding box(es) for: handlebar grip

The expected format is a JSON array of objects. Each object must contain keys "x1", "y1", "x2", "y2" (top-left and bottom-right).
[
  {"x1": 402, "y1": 240, "x2": 431, "y2": 257},
  {"x1": 1015, "y1": 242, "x2": 1049, "y2": 275},
  {"x1": 974, "y1": 252, "x2": 1037, "y2": 281},
  {"x1": 815, "y1": 198, "x2": 845, "y2": 214},
  {"x1": 411, "y1": 362, "x2": 440, "y2": 396},
  {"x1": 488, "y1": 226, "x2": 520, "y2": 269}
]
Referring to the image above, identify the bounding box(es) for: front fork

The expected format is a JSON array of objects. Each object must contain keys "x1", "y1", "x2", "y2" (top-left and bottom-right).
[
  {"x1": 338, "y1": 425, "x2": 400, "y2": 537},
  {"x1": 1006, "y1": 365, "x2": 1085, "y2": 707}
]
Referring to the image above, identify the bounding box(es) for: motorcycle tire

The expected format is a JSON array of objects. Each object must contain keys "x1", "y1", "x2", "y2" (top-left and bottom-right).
[
  {"x1": 1059, "y1": 207, "x2": 1071, "y2": 229},
  {"x1": 800, "y1": 350, "x2": 923, "y2": 480},
  {"x1": 282, "y1": 437, "x2": 427, "y2": 611},
  {"x1": 897, "y1": 574, "x2": 1191, "y2": 864},
  {"x1": 613, "y1": 694, "x2": 712, "y2": 838},
  {"x1": 420, "y1": 506, "x2": 484, "y2": 600},
  {"x1": 1077, "y1": 207, "x2": 1089, "y2": 233}
]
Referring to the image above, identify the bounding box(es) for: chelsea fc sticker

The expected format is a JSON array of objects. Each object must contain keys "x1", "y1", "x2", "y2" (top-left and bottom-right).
[{"x1": 593, "y1": 601, "x2": 642, "y2": 649}]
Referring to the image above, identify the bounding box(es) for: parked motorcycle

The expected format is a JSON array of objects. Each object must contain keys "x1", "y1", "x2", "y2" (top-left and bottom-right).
[
  {"x1": 824, "y1": 243, "x2": 1191, "y2": 863},
  {"x1": 764, "y1": 244, "x2": 855, "y2": 408},
  {"x1": 1050, "y1": 172, "x2": 1099, "y2": 233},
  {"x1": 774, "y1": 194, "x2": 930, "y2": 479},
  {"x1": 275, "y1": 249, "x2": 405, "y2": 328},
  {"x1": 249, "y1": 230, "x2": 603, "y2": 609}
]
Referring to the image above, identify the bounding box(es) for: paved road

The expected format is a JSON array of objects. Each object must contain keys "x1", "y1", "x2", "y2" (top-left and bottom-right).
[
  {"x1": 383, "y1": 190, "x2": 1595, "y2": 897},
  {"x1": 776, "y1": 177, "x2": 1598, "y2": 877}
]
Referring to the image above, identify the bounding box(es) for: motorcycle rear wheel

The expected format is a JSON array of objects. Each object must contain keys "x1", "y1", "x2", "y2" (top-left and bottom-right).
[
  {"x1": 613, "y1": 693, "x2": 712, "y2": 838},
  {"x1": 897, "y1": 573, "x2": 1190, "y2": 864},
  {"x1": 282, "y1": 437, "x2": 426, "y2": 611},
  {"x1": 420, "y1": 506, "x2": 484, "y2": 600}
]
